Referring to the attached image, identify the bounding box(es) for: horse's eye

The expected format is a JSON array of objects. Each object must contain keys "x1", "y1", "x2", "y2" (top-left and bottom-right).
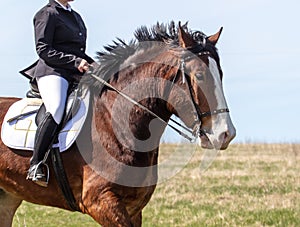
[{"x1": 195, "y1": 73, "x2": 204, "y2": 81}]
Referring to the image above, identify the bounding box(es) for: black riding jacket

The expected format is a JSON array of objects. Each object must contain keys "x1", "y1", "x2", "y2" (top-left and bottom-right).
[{"x1": 21, "y1": 0, "x2": 94, "y2": 82}]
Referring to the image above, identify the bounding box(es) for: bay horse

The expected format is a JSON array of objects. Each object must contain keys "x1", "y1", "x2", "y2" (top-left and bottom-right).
[{"x1": 0, "y1": 22, "x2": 235, "y2": 226}]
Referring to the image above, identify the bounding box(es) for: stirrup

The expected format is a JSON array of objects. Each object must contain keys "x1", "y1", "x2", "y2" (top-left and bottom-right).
[{"x1": 27, "y1": 161, "x2": 50, "y2": 187}]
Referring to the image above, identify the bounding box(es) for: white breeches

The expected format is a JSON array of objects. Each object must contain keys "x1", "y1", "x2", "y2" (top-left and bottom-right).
[{"x1": 36, "y1": 75, "x2": 69, "y2": 124}]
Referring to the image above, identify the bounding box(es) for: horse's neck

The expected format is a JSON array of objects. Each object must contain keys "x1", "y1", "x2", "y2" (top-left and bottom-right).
[
  {"x1": 93, "y1": 72, "x2": 172, "y2": 151},
  {"x1": 91, "y1": 49, "x2": 180, "y2": 154},
  {"x1": 88, "y1": 95, "x2": 164, "y2": 169}
]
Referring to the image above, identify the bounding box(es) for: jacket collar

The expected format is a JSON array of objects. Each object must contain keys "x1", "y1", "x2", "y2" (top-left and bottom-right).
[{"x1": 48, "y1": 0, "x2": 72, "y2": 12}]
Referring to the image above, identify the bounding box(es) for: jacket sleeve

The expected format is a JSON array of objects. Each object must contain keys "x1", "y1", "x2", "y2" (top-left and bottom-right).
[{"x1": 34, "y1": 9, "x2": 82, "y2": 71}]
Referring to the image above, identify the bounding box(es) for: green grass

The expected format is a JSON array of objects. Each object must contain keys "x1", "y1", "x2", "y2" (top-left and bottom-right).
[{"x1": 13, "y1": 143, "x2": 300, "y2": 226}]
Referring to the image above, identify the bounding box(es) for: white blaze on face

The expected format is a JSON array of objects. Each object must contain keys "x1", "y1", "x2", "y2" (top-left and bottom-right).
[
  {"x1": 200, "y1": 57, "x2": 236, "y2": 149},
  {"x1": 208, "y1": 57, "x2": 227, "y2": 109}
]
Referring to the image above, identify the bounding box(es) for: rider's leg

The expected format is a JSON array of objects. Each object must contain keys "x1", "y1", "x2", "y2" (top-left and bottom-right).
[
  {"x1": 27, "y1": 75, "x2": 69, "y2": 187},
  {"x1": 36, "y1": 75, "x2": 69, "y2": 125}
]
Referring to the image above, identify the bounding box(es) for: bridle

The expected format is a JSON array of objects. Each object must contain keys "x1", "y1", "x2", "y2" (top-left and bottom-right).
[
  {"x1": 173, "y1": 50, "x2": 229, "y2": 137},
  {"x1": 87, "y1": 50, "x2": 229, "y2": 142}
]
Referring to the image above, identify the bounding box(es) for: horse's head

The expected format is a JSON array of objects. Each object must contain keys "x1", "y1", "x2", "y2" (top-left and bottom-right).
[{"x1": 169, "y1": 23, "x2": 236, "y2": 150}]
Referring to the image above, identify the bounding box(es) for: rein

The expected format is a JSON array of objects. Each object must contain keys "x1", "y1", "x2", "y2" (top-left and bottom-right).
[{"x1": 88, "y1": 72, "x2": 195, "y2": 142}]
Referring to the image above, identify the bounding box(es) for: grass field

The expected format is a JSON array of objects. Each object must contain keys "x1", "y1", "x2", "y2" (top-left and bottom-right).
[{"x1": 12, "y1": 143, "x2": 300, "y2": 226}]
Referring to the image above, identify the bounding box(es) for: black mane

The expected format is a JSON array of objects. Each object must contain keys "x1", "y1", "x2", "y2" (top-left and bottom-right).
[{"x1": 86, "y1": 21, "x2": 219, "y2": 89}]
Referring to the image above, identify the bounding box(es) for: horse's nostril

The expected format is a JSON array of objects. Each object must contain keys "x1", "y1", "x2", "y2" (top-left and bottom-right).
[
  {"x1": 222, "y1": 129, "x2": 236, "y2": 146},
  {"x1": 218, "y1": 131, "x2": 227, "y2": 142},
  {"x1": 225, "y1": 131, "x2": 231, "y2": 140}
]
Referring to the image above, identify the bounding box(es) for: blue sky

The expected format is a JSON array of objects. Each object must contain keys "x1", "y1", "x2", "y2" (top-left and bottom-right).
[{"x1": 1, "y1": 0, "x2": 299, "y2": 143}]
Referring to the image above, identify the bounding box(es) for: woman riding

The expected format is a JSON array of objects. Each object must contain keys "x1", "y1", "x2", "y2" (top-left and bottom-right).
[{"x1": 21, "y1": 0, "x2": 94, "y2": 187}]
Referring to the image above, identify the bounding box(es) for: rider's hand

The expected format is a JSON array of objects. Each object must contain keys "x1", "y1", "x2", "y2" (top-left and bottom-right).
[{"x1": 78, "y1": 59, "x2": 89, "y2": 73}]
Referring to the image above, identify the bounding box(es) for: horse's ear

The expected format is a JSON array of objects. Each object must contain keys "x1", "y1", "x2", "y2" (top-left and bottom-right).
[
  {"x1": 178, "y1": 22, "x2": 196, "y2": 48},
  {"x1": 207, "y1": 27, "x2": 223, "y2": 45}
]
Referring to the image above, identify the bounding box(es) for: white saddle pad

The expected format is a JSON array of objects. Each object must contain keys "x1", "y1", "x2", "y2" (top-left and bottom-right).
[{"x1": 1, "y1": 88, "x2": 90, "y2": 152}]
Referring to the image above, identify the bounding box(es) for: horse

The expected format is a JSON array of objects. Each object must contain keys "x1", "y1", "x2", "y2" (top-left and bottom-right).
[{"x1": 0, "y1": 22, "x2": 235, "y2": 226}]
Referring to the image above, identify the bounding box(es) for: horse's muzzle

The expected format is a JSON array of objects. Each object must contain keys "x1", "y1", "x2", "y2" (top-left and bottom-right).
[{"x1": 199, "y1": 119, "x2": 236, "y2": 150}]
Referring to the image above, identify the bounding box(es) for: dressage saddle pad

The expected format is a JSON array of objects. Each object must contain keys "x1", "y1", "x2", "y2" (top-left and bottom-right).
[{"x1": 1, "y1": 88, "x2": 90, "y2": 152}]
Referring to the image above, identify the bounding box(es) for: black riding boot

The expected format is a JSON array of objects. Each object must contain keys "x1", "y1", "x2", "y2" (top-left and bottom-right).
[{"x1": 27, "y1": 112, "x2": 58, "y2": 187}]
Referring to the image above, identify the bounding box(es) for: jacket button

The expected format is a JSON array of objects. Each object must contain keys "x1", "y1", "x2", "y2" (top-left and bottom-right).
[
  {"x1": 80, "y1": 48, "x2": 84, "y2": 51},
  {"x1": 79, "y1": 32, "x2": 82, "y2": 36}
]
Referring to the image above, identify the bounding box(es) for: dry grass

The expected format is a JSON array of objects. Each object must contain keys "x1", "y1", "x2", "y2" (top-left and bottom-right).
[{"x1": 13, "y1": 143, "x2": 300, "y2": 226}]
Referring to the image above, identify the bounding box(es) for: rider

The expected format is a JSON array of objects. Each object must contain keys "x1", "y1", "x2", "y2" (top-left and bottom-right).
[{"x1": 20, "y1": 0, "x2": 94, "y2": 187}]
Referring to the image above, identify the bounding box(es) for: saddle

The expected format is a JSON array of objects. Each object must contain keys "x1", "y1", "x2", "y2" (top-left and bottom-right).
[{"x1": 1, "y1": 84, "x2": 90, "y2": 152}]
